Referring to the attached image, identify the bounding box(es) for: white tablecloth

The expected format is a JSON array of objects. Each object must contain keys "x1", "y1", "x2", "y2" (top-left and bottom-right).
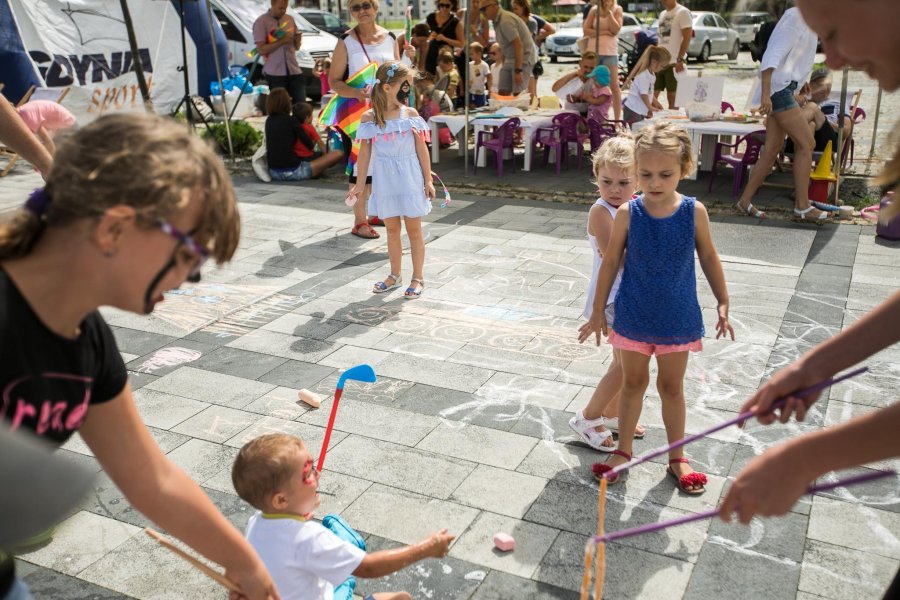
[{"x1": 632, "y1": 117, "x2": 766, "y2": 180}]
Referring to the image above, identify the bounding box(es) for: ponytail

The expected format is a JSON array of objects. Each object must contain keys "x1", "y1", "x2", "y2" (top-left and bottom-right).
[
  {"x1": 0, "y1": 209, "x2": 46, "y2": 261},
  {"x1": 625, "y1": 45, "x2": 671, "y2": 87}
]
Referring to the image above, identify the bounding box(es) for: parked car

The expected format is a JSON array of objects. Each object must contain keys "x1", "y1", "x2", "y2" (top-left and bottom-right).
[
  {"x1": 543, "y1": 12, "x2": 643, "y2": 63},
  {"x1": 650, "y1": 11, "x2": 739, "y2": 62},
  {"x1": 210, "y1": 0, "x2": 338, "y2": 100},
  {"x1": 730, "y1": 11, "x2": 775, "y2": 48},
  {"x1": 297, "y1": 8, "x2": 350, "y2": 38}
]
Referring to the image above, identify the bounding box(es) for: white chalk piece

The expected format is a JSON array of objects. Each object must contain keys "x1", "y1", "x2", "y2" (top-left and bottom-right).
[
  {"x1": 297, "y1": 389, "x2": 321, "y2": 408},
  {"x1": 493, "y1": 532, "x2": 515, "y2": 552},
  {"x1": 839, "y1": 205, "x2": 854, "y2": 220}
]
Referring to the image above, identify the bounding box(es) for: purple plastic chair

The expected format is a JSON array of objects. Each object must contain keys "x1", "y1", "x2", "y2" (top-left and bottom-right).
[
  {"x1": 721, "y1": 101, "x2": 735, "y2": 114},
  {"x1": 587, "y1": 116, "x2": 618, "y2": 154},
  {"x1": 708, "y1": 129, "x2": 766, "y2": 198},
  {"x1": 532, "y1": 123, "x2": 566, "y2": 174},
  {"x1": 475, "y1": 117, "x2": 520, "y2": 177},
  {"x1": 552, "y1": 112, "x2": 589, "y2": 169}
]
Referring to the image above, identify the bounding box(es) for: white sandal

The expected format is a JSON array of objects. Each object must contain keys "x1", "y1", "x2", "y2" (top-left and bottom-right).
[
  {"x1": 568, "y1": 411, "x2": 615, "y2": 452},
  {"x1": 793, "y1": 206, "x2": 830, "y2": 222},
  {"x1": 735, "y1": 201, "x2": 766, "y2": 219}
]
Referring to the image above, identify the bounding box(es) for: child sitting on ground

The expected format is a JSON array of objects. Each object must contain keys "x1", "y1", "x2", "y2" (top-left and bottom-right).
[
  {"x1": 292, "y1": 102, "x2": 326, "y2": 160},
  {"x1": 232, "y1": 433, "x2": 454, "y2": 600},
  {"x1": 435, "y1": 53, "x2": 461, "y2": 108},
  {"x1": 468, "y1": 42, "x2": 491, "y2": 108}
]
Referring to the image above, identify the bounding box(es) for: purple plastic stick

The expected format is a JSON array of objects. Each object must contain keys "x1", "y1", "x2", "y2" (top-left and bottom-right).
[
  {"x1": 604, "y1": 366, "x2": 869, "y2": 479},
  {"x1": 591, "y1": 469, "x2": 895, "y2": 544}
]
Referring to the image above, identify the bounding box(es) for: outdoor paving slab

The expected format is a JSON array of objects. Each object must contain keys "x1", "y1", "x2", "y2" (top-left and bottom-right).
[
  {"x1": 533, "y1": 530, "x2": 694, "y2": 598},
  {"x1": 224, "y1": 416, "x2": 347, "y2": 455},
  {"x1": 813, "y1": 466, "x2": 900, "y2": 515},
  {"x1": 475, "y1": 372, "x2": 583, "y2": 411},
  {"x1": 170, "y1": 405, "x2": 263, "y2": 443},
  {"x1": 373, "y1": 331, "x2": 467, "y2": 360},
  {"x1": 242, "y1": 385, "x2": 311, "y2": 420},
  {"x1": 807, "y1": 496, "x2": 900, "y2": 559},
  {"x1": 20, "y1": 564, "x2": 126, "y2": 599},
  {"x1": 469, "y1": 570, "x2": 579, "y2": 599},
  {"x1": 450, "y1": 465, "x2": 548, "y2": 518},
  {"x1": 449, "y1": 511, "x2": 560, "y2": 578},
  {"x1": 144, "y1": 366, "x2": 276, "y2": 409},
  {"x1": 799, "y1": 540, "x2": 899, "y2": 600},
  {"x1": 125, "y1": 339, "x2": 216, "y2": 378},
  {"x1": 683, "y1": 539, "x2": 801, "y2": 600},
  {"x1": 18, "y1": 511, "x2": 139, "y2": 576},
  {"x1": 375, "y1": 352, "x2": 494, "y2": 393},
  {"x1": 417, "y1": 422, "x2": 537, "y2": 470},
  {"x1": 324, "y1": 435, "x2": 475, "y2": 499},
  {"x1": 507, "y1": 405, "x2": 585, "y2": 443},
  {"x1": 77, "y1": 531, "x2": 222, "y2": 600},
  {"x1": 311, "y1": 372, "x2": 416, "y2": 407},
  {"x1": 226, "y1": 328, "x2": 342, "y2": 363},
  {"x1": 356, "y1": 535, "x2": 485, "y2": 600},
  {"x1": 389, "y1": 384, "x2": 519, "y2": 432},
  {"x1": 109, "y1": 327, "x2": 177, "y2": 357},
  {"x1": 256, "y1": 359, "x2": 337, "y2": 390},
  {"x1": 341, "y1": 484, "x2": 480, "y2": 546},
  {"x1": 130, "y1": 389, "x2": 209, "y2": 430},
  {"x1": 166, "y1": 438, "x2": 239, "y2": 486},
  {"x1": 187, "y1": 346, "x2": 289, "y2": 380},
  {"x1": 299, "y1": 398, "x2": 441, "y2": 447},
  {"x1": 705, "y1": 512, "x2": 809, "y2": 563},
  {"x1": 516, "y1": 439, "x2": 608, "y2": 487},
  {"x1": 525, "y1": 478, "x2": 709, "y2": 563},
  {"x1": 447, "y1": 343, "x2": 572, "y2": 381}
]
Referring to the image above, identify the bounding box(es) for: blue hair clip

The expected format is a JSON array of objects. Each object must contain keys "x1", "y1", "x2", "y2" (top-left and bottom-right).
[{"x1": 385, "y1": 62, "x2": 400, "y2": 80}]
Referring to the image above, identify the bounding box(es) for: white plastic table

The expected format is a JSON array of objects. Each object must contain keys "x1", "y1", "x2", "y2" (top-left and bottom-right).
[{"x1": 632, "y1": 117, "x2": 766, "y2": 180}]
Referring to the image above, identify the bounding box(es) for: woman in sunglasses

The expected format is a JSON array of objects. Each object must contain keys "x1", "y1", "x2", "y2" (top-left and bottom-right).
[
  {"x1": 0, "y1": 113, "x2": 279, "y2": 600},
  {"x1": 329, "y1": 0, "x2": 409, "y2": 240},
  {"x1": 424, "y1": 0, "x2": 465, "y2": 77}
]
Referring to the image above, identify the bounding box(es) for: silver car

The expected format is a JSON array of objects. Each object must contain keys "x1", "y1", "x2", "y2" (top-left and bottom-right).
[
  {"x1": 651, "y1": 11, "x2": 740, "y2": 62},
  {"x1": 543, "y1": 12, "x2": 643, "y2": 63},
  {"x1": 730, "y1": 11, "x2": 776, "y2": 48}
]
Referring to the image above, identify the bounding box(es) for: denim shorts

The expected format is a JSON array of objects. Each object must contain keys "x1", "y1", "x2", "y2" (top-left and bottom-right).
[
  {"x1": 269, "y1": 161, "x2": 312, "y2": 181},
  {"x1": 770, "y1": 81, "x2": 799, "y2": 114},
  {"x1": 597, "y1": 55, "x2": 618, "y2": 69}
]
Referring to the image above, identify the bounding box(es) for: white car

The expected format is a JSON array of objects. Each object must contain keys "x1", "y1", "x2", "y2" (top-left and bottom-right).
[
  {"x1": 730, "y1": 11, "x2": 775, "y2": 48},
  {"x1": 543, "y1": 12, "x2": 643, "y2": 63},
  {"x1": 210, "y1": 0, "x2": 338, "y2": 100}
]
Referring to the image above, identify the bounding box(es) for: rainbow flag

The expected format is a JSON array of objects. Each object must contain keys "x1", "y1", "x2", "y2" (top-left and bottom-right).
[{"x1": 317, "y1": 62, "x2": 378, "y2": 176}]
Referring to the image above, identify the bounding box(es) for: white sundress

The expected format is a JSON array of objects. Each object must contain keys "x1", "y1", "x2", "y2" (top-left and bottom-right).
[{"x1": 355, "y1": 108, "x2": 432, "y2": 219}]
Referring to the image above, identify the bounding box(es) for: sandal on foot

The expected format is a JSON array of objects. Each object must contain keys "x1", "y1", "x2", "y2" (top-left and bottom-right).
[
  {"x1": 667, "y1": 458, "x2": 707, "y2": 495},
  {"x1": 793, "y1": 206, "x2": 830, "y2": 222},
  {"x1": 404, "y1": 278, "x2": 424, "y2": 299},
  {"x1": 351, "y1": 222, "x2": 380, "y2": 239},
  {"x1": 601, "y1": 416, "x2": 646, "y2": 439},
  {"x1": 568, "y1": 411, "x2": 615, "y2": 452},
  {"x1": 373, "y1": 274, "x2": 402, "y2": 294},
  {"x1": 368, "y1": 216, "x2": 385, "y2": 227},
  {"x1": 591, "y1": 449, "x2": 632, "y2": 484},
  {"x1": 734, "y1": 201, "x2": 767, "y2": 219}
]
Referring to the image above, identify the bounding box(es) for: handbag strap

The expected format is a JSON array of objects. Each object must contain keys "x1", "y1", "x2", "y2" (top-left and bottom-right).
[{"x1": 353, "y1": 26, "x2": 372, "y2": 63}]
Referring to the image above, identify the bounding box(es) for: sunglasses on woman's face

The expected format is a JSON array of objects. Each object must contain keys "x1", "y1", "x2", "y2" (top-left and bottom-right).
[
  {"x1": 350, "y1": 2, "x2": 373, "y2": 12},
  {"x1": 438, "y1": 3, "x2": 451, "y2": 7}
]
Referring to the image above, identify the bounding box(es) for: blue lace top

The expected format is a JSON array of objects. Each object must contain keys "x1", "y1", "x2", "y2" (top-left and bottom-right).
[{"x1": 613, "y1": 195, "x2": 704, "y2": 344}]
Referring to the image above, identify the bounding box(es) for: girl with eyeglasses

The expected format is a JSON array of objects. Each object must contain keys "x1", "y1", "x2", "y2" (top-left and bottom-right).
[
  {"x1": 424, "y1": 0, "x2": 465, "y2": 77},
  {"x1": 328, "y1": 0, "x2": 411, "y2": 241},
  {"x1": 0, "y1": 113, "x2": 280, "y2": 600}
]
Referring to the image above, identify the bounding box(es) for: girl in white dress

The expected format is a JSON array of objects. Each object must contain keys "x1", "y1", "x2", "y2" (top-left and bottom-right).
[{"x1": 351, "y1": 61, "x2": 435, "y2": 299}]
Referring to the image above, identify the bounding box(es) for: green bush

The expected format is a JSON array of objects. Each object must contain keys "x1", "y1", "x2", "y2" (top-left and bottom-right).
[{"x1": 202, "y1": 120, "x2": 262, "y2": 157}]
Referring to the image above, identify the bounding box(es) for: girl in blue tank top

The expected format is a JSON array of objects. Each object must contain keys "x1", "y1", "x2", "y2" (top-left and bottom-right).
[{"x1": 578, "y1": 121, "x2": 735, "y2": 495}]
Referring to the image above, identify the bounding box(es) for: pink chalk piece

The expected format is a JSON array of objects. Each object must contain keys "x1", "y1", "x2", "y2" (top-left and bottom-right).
[
  {"x1": 345, "y1": 193, "x2": 358, "y2": 207},
  {"x1": 297, "y1": 389, "x2": 321, "y2": 408},
  {"x1": 493, "y1": 532, "x2": 515, "y2": 552}
]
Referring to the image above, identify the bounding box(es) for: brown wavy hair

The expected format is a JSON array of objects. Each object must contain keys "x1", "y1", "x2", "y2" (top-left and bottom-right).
[
  {"x1": 633, "y1": 120, "x2": 695, "y2": 177},
  {"x1": 0, "y1": 112, "x2": 240, "y2": 263}
]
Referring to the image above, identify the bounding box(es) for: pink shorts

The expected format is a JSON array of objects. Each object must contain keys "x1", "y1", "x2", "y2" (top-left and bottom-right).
[{"x1": 608, "y1": 330, "x2": 702, "y2": 357}]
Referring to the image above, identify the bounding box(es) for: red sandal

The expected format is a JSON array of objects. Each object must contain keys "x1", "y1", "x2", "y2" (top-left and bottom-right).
[
  {"x1": 667, "y1": 458, "x2": 707, "y2": 495},
  {"x1": 368, "y1": 216, "x2": 385, "y2": 227},
  {"x1": 591, "y1": 449, "x2": 632, "y2": 484},
  {"x1": 351, "y1": 222, "x2": 380, "y2": 239}
]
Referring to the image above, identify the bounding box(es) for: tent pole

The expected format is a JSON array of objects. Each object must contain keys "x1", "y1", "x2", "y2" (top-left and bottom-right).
[
  {"x1": 205, "y1": 0, "x2": 234, "y2": 161},
  {"x1": 833, "y1": 66, "x2": 848, "y2": 202},
  {"x1": 464, "y1": 0, "x2": 470, "y2": 176},
  {"x1": 119, "y1": 0, "x2": 153, "y2": 111},
  {"x1": 869, "y1": 86, "x2": 883, "y2": 160}
]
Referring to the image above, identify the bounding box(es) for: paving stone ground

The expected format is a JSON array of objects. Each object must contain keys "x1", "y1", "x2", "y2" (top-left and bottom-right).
[{"x1": 3, "y1": 166, "x2": 899, "y2": 599}]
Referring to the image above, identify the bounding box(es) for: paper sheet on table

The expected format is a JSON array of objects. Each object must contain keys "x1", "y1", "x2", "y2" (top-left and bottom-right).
[
  {"x1": 434, "y1": 115, "x2": 468, "y2": 136},
  {"x1": 674, "y1": 76, "x2": 725, "y2": 111},
  {"x1": 554, "y1": 76, "x2": 583, "y2": 102}
]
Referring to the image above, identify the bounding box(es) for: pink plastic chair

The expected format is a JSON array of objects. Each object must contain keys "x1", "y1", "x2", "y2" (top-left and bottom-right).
[
  {"x1": 475, "y1": 117, "x2": 520, "y2": 177},
  {"x1": 552, "y1": 112, "x2": 589, "y2": 169},
  {"x1": 708, "y1": 129, "x2": 766, "y2": 198},
  {"x1": 587, "y1": 116, "x2": 618, "y2": 154},
  {"x1": 532, "y1": 123, "x2": 566, "y2": 174},
  {"x1": 721, "y1": 101, "x2": 735, "y2": 113}
]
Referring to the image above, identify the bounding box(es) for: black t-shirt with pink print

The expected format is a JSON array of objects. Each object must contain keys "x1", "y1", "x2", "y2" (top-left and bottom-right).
[{"x1": 0, "y1": 268, "x2": 127, "y2": 446}]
